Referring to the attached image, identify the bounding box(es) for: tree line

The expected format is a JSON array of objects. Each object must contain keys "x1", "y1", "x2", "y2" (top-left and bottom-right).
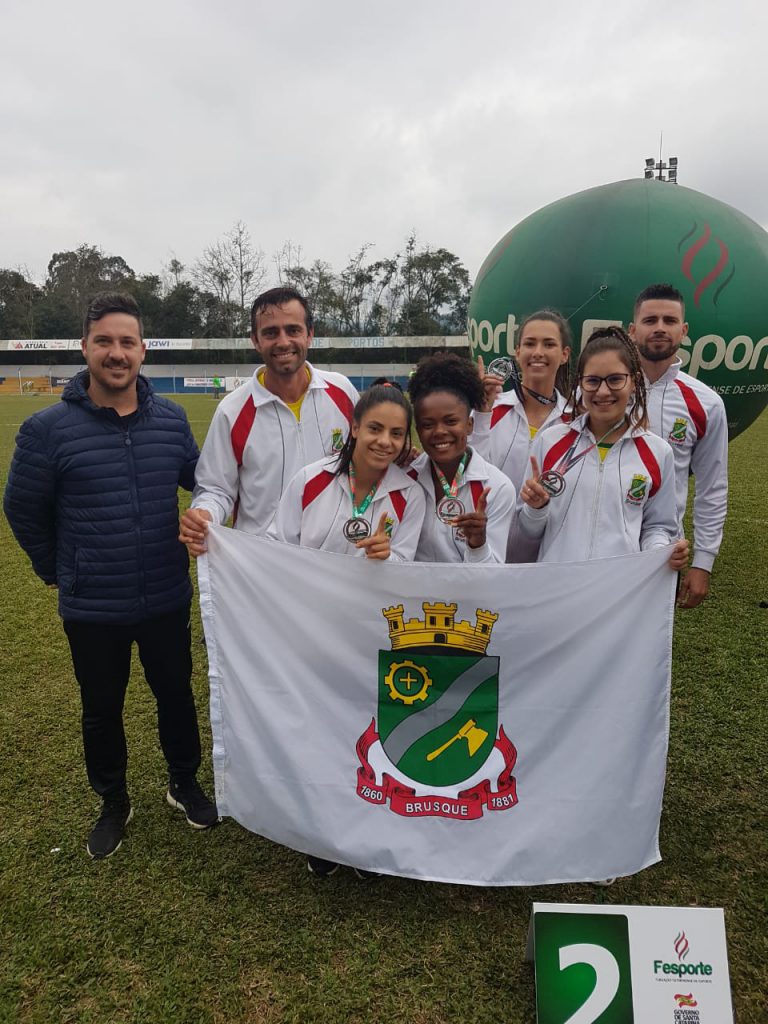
[{"x1": 0, "y1": 224, "x2": 471, "y2": 340}]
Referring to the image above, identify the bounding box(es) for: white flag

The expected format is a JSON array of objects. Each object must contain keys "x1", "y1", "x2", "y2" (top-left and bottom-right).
[{"x1": 199, "y1": 527, "x2": 675, "y2": 886}]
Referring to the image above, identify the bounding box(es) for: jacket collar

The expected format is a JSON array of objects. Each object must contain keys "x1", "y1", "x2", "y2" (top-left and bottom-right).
[
  {"x1": 644, "y1": 356, "x2": 683, "y2": 388},
  {"x1": 63, "y1": 370, "x2": 153, "y2": 416},
  {"x1": 569, "y1": 411, "x2": 647, "y2": 442},
  {"x1": 409, "y1": 448, "x2": 493, "y2": 486},
  {"x1": 492, "y1": 387, "x2": 568, "y2": 416},
  {"x1": 325, "y1": 457, "x2": 419, "y2": 499},
  {"x1": 250, "y1": 360, "x2": 328, "y2": 407}
]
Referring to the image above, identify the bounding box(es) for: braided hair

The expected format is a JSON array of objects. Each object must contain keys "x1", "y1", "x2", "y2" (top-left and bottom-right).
[
  {"x1": 568, "y1": 326, "x2": 648, "y2": 431},
  {"x1": 407, "y1": 352, "x2": 485, "y2": 412},
  {"x1": 516, "y1": 309, "x2": 572, "y2": 396},
  {"x1": 333, "y1": 383, "x2": 413, "y2": 477}
]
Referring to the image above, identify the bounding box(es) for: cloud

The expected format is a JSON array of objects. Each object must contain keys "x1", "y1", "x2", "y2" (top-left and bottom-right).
[{"x1": 1, "y1": 0, "x2": 766, "y2": 284}]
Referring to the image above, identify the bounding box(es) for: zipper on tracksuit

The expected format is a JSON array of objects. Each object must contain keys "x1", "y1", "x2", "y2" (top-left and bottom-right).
[
  {"x1": 587, "y1": 455, "x2": 606, "y2": 559},
  {"x1": 295, "y1": 417, "x2": 305, "y2": 462},
  {"x1": 123, "y1": 423, "x2": 147, "y2": 617}
]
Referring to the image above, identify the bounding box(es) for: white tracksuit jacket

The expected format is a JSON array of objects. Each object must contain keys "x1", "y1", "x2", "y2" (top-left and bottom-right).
[
  {"x1": 407, "y1": 450, "x2": 516, "y2": 564},
  {"x1": 518, "y1": 415, "x2": 679, "y2": 563},
  {"x1": 644, "y1": 359, "x2": 728, "y2": 573},
  {"x1": 270, "y1": 457, "x2": 426, "y2": 561},
  {"x1": 191, "y1": 363, "x2": 359, "y2": 536},
  {"x1": 472, "y1": 390, "x2": 569, "y2": 563}
]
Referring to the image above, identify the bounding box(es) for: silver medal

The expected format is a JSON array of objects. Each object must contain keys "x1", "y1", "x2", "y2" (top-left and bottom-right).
[
  {"x1": 436, "y1": 495, "x2": 465, "y2": 524},
  {"x1": 343, "y1": 517, "x2": 371, "y2": 542},
  {"x1": 487, "y1": 357, "x2": 517, "y2": 382},
  {"x1": 539, "y1": 470, "x2": 566, "y2": 498}
]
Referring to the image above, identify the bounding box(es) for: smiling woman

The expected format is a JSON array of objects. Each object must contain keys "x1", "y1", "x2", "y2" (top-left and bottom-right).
[
  {"x1": 270, "y1": 382, "x2": 425, "y2": 560},
  {"x1": 518, "y1": 327, "x2": 688, "y2": 569},
  {"x1": 269, "y1": 380, "x2": 428, "y2": 880},
  {"x1": 472, "y1": 309, "x2": 573, "y2": 562},
  {"x1": 406, "y1": 353, "x2": 515, "y2": 564}
]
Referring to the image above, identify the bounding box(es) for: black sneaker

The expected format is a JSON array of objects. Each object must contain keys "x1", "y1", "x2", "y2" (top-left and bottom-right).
[
  {"x1": 166, "y1": 778, "x2": 219, "y2": 829},
  {"x1": 87, "y1": 798, "x2": 133, "y2": 859},
  {"x1": 307, "y1": 856, "x2": 339, "y2": 877}
]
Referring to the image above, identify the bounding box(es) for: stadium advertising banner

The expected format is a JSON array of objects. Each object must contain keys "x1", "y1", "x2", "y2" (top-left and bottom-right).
[
  {"x1": 5, "y1": 340, "x2": 77, "y2": 350},
  {"x1": 0, "y1": 335, "x2": 466, "y2": 352},
  {"x1": 199, "y1": 530, "x2": 677, "y2": 887},
  {"x1": 527, "y1": 903, "x2": 733, "y2": 1024}
]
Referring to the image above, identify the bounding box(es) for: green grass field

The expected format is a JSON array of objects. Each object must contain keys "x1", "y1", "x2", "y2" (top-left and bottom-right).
[{"x1": 1, "y1": 394, "x2": 765, "y2": 1024}]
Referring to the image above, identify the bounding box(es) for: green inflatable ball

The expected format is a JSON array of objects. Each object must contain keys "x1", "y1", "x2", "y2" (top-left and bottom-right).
[{"x1": 468, "y1": 178, "x2": 768, "y2": 439}]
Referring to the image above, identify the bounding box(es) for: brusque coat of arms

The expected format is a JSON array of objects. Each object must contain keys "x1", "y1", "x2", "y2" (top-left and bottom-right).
[{"x1": 356, "y1": 601, "x2": 517, "y2": 819}]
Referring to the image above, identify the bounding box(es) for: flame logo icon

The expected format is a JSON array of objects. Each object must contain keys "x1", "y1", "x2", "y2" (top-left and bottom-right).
[
  {"x1": 674, "y1": 930, "x2": 690, "y2": 960},
  {"x1": 674, "y1": 993, "x2": 698, "y2": 1007},
  {"x1": 678, "y1": 222, "x2": 735, "y2": 308}
]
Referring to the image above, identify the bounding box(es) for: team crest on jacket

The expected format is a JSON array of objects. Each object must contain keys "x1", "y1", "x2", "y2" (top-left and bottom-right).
[
  {"x1": 668, "y1": 417, "x2": 688, "y2": 444},
  {"x1": 625, "y1": 474, "x2": 649, "y2": 505},
  {"x1": 355, "y1": 602, "x2": 518, "y2": 819},
  {"x1": 331, "y1": 427, "x2": 344, "y2": 452}
]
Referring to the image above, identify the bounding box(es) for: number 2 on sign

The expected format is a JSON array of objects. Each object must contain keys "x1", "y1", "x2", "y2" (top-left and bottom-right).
[{"x1": 559, "y1": 944, "x2": 620, "y2": 1024}]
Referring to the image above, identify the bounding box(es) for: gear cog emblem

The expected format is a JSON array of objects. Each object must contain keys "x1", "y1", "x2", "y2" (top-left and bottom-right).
[{"x1": 384, "y1": 660, "x2": 432, "y2": 705}]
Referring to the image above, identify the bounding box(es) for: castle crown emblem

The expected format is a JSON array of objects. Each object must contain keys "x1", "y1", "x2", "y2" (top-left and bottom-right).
[{"x1": 383, "y1": 602, "x2": 498, "y2": 654}]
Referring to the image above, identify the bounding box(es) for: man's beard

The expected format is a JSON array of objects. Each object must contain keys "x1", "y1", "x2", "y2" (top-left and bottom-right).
[{"x1": 637, "y1": 341, "x2": 678, "y2": 363}]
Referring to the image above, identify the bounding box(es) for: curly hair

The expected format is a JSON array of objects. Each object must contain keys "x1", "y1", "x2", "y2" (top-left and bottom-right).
[
  {"x1": 407, "y1": 352, "x2": 484, "y2": 412},
  {"x1": 567, "y1": 326, "x2": 648, "y2": 431}
]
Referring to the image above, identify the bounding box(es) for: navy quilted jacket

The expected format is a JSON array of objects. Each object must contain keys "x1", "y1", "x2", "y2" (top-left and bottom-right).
[{"x1": 4, "y1": 372, "x2": 198, "y2": 624}]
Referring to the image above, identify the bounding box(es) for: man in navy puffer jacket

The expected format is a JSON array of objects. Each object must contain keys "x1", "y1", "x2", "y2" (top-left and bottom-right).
[{"x1": 4, "y1": 292, "x2": 218, "y2": 859}]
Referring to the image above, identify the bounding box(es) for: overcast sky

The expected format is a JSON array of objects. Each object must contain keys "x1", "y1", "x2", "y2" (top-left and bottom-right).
[{"x1": 1, "y1": 0, "x2": 765, "y2": 285}]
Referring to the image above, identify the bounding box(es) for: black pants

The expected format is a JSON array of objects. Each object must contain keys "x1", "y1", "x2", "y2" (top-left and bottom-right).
[{"x1": 64, "y1": 604, "x2": 201, "y2": 799}]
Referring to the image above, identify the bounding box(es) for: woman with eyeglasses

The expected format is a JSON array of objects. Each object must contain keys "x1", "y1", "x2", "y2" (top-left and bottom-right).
[{"x1": 518, "y1": 327, "x2": 688, "y2": 568}]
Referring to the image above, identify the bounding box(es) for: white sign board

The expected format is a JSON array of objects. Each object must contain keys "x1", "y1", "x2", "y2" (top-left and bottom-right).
[{"x1": 527, "y1": 902, "x2": 733, "y2": 1024}]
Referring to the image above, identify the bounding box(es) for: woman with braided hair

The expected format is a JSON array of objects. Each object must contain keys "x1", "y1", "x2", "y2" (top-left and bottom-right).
[
  {"x1": 407, "y1": 352, "x2": 515, "y2": 563},
  {"x1": 519, "y1": 327, "x2": 688, "y2": 567}
]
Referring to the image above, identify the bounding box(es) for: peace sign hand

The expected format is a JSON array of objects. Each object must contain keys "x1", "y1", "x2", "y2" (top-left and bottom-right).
[
  {"x1": 477, "y1": 355, "x2": 503, "y2": 412},
  {"x1": 355, "y1": 512, "x2": 392, "y2": 560},
  {"x1": 452, "y1": 486, "x2": 490, "y2": 549},
  {"x1": 520, "y1": 456, "x2": 551, "y2": 509}
]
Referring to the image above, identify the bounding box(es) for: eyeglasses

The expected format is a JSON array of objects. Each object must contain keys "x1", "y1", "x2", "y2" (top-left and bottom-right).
[{"x1": 579, "y1": 373, "x2": 631, "y2": 392}]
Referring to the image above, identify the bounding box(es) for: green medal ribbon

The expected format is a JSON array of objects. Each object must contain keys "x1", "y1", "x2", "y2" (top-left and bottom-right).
[
  {"x1": 348, "y1": 463, "x2": 380, "y2": 519},
  {"x1": 432, "y1": 450, "x2": 470, "y2": 499}
]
